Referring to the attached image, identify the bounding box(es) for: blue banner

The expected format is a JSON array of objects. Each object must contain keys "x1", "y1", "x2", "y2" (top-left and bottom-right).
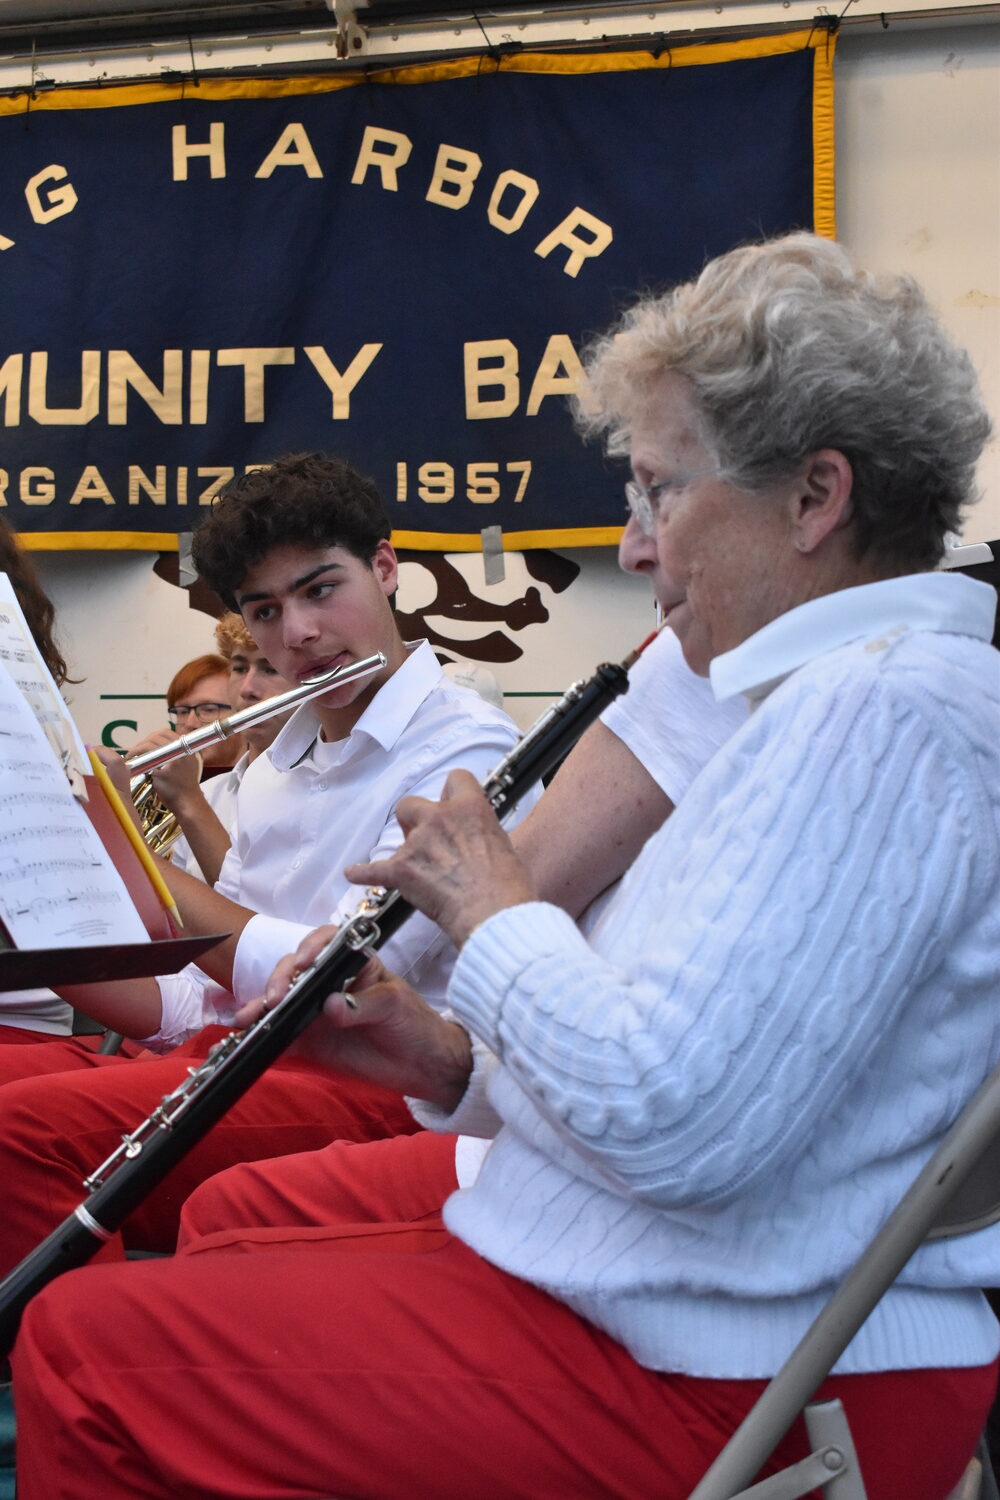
[{"x1": 0, "y1": 34, "x2": 835, "y2": 551}]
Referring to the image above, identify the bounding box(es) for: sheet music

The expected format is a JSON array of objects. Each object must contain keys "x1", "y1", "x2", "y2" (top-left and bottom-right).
[
  {"x1": 0, "y1": 573, "x2": 90, "y2": 796},
  {"x1": 0, "y1": 657, "x2": 148, "y2": 949}
]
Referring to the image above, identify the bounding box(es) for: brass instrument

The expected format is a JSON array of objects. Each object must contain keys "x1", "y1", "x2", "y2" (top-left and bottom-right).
[
  {"x1": 131, "y1": 778, "x2": 187, "y2": 858},
  {"x1": 127, "y1": 652, "x2": 387, "y2": 854}
]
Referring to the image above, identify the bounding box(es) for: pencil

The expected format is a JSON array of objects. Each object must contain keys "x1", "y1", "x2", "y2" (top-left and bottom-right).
[{"x1": 87, "y1": 749, "x2": 184, "y2": 933}]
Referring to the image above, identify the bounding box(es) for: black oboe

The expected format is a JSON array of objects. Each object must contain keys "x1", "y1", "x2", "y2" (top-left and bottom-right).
[{"x1": 0, "y1": 646, "x2": 643, "y2": 1357}]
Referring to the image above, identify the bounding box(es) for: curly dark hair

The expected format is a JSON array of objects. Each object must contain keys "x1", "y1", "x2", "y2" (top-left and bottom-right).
[
  {"x1": 191, "y1": 453, "x2": 391, "y2": 609},
  {"x1": 0, "y1": 518, "x2": 74, "y2": 686}
]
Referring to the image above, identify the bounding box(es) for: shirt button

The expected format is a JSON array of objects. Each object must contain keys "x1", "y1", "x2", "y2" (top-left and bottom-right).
[{"x1": 291, "y1": 859, "x2": 301, "y2": 870}]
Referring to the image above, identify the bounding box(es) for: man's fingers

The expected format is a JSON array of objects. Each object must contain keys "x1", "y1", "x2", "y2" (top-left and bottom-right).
[
  {"x1": 233, "y1": 996, "x2": 267, "y2": 1027},
  {"x1": 264, "y1": 955, "x2": 300, "y2": 1006}
]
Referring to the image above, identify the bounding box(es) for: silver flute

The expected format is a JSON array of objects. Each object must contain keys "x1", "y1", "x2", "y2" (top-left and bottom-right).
[{"x1": 126, "y1": 652, "x2": 387, "y2": 777}]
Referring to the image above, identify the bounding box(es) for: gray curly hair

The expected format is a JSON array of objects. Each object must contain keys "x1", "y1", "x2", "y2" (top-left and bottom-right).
[{"x1": 575, "y1": 233, "x2": 990, "y2": 569}]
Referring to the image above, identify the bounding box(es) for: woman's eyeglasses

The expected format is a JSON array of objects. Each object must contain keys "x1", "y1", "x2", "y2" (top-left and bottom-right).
[{"x1": 624, "y1": 468, "x2": 723, "y2": 535}]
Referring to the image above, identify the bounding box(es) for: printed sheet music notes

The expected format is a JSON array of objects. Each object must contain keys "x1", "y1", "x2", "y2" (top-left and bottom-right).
[{"x1": 0, "y1": 574, "x2": 149, "y2": 953}]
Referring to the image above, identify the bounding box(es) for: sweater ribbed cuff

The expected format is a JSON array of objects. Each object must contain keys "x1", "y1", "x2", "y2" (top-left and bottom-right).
[{"x1": 407, "y1": 1030, "x2": 504, "y2": 1138}]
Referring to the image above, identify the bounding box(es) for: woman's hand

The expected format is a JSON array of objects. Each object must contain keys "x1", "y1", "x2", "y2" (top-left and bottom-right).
[
  {"x1": 344, "y1": 769, "x2": 536, "y2": 949},
  {"x1": 236, "y1": 927, "x2": 474, "y2": 1111}
]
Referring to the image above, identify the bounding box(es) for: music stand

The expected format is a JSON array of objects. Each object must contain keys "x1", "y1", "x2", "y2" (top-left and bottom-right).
[{"x1": 0, "y1": 934, "x2": 230, "y2": 992}]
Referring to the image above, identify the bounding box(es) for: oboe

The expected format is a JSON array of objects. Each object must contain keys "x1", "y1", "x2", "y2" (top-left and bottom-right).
[{"x1": 0, "y1": 643, "x2": 645, "y2": 1356}]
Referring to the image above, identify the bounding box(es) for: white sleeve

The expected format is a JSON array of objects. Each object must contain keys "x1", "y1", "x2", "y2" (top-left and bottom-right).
[
  {"x1": 143, "y1": 966, "x2": 218, "y2": 1052},
  {"x1": 230, "y1": 912, "x2": 323, "y2": 1008},
  {"x1": 601, "y1": 627, "x2": 747, "y2": 804}
]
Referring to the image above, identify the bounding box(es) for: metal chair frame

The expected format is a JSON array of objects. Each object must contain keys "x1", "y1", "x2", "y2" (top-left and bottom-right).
[{"x1": 689, "y1": 1060, "x2": 1000, "y2": 1500}]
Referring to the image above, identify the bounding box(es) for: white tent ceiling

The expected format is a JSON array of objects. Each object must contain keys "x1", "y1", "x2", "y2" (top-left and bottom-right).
[{"x1": 0, "y1": 0, "x2": 992, "y2": 88}]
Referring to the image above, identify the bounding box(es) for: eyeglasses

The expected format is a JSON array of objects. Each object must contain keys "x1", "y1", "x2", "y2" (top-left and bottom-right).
[
  {"x1": 170, "y1": 701, "x2": 230, "y2": 725},
  {"x1": 624, "y1": 468, "x2": 722, "y2": 536}
]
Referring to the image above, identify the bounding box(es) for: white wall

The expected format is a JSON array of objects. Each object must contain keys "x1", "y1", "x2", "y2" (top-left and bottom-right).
[
  {"x1": 835, "y1": 22, "x2": 1000, "y2": 542},
  {"x1": 33, "y1": 19, "x2": 1000, "y2": 743}
]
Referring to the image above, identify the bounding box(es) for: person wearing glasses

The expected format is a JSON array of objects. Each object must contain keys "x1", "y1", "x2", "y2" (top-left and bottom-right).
[
  {"x1": 130, "y1": 650, "x2": 242, "y2": 777},
  {"x1": 11, "y1": 234, "x2": 998, "y2": 1500},
  {"x1": 162, "y1": 616, "x2": 298, "y2": 887},
  {"x1": 169, "y1": 675, "x2": 232, "y2": 730}
]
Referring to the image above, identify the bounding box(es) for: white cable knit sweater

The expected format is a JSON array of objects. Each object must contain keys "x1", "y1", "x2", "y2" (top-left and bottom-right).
[{"x1": 416, "y1": 573, "x2": 1000, "y2": 1380}]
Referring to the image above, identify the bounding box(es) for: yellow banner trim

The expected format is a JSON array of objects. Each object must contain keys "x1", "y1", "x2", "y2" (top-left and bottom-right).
[
  {"x1": 393, "y1": 527, "x2": 627, "y2": 551},
  {"x1": 0, "y1": 30, "x2": 835, "y2": 113},
  {"x1": 19, "y1": 527, "x2": 627, "y2": 553},
  {"x1": 19, "y1": 532, "x2": 184, "y2": 552},
  {"x1": 812, "y1": 31, "x2": 838, "y2": 239}
]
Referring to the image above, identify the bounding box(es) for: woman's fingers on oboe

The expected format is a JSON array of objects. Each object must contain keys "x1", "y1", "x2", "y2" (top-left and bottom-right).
[
  {"x1": 394, "y1": 792, "x2": 437, "y2": 835},
  {"x1": 311, "y1": 960, "x2": 395, "y2": 1038},
  {"x1": 440, "y1": 768, "x2": 484, "y2": 802},
  {"x1": 353, "y1": 954, "x2": 388, "y2": 990}
]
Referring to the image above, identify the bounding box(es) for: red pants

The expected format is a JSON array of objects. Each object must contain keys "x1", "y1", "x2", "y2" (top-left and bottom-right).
[
  {"x1": 12, "y1": 1131, "x2": 996, "y2": 1500},
  {"x1": 0, "y1": 1027, "x2": 97, "y2": 1046},
  {"x1": 0, "y1": 1029, "x2": 419, "y2": 1271}
]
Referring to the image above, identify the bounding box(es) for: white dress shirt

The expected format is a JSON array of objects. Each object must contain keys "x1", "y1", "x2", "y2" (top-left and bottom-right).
[
  {"x1": 169, "y1": 756, "x2": 247, "y2": 884},
  {"x1": 146, "y1": 642, "x2": 525, "y2": 1050},
  {"x1": 602, "y1": 625, "x2": 748, "y2": 803}
]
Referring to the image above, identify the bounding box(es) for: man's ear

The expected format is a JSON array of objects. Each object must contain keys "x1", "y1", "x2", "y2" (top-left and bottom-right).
[
  {"x1": 790, "y1": 449, "x2": 854, "y2": 554},
  {"x1": 371, "y1": 538, "x2": 399, "y2": 596}
]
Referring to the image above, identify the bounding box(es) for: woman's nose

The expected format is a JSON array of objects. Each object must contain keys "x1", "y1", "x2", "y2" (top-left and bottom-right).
[{"x1": 618, "y1": 512, "x2": 657, "y2": 576}]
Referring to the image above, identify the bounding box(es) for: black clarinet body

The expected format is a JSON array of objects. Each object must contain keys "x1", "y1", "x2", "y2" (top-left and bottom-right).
[{"x1": 0, "y1": 655, "x2": 634, "y2": 1357}]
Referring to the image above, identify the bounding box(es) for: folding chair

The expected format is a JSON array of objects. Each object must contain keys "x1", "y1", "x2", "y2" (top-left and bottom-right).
[
  {"x1": 689, "y1": 1059, "x2": 1000, "y2": 1500},
  {"x1": 70, "y1": 1011, "x2": 124, "y2": 1054}
]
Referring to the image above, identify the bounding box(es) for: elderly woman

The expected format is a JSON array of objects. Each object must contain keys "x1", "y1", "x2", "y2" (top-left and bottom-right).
[{"x1": 11, "y1": 234, "x2": 1000, "y2": 1500}]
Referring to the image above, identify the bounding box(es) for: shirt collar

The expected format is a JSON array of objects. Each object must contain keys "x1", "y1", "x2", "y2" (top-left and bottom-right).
[
  {"x1": 227, "y1": 750, "x2": 251, "y2": 787},
  {"x1": 266, "y1": 640, "x2": 441, "y2": 770},
  {"x1": 710, "y1": 572, "x2": 997, "y2": 706}
]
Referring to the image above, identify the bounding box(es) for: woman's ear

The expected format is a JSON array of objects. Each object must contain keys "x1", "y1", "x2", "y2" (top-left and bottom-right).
[{"x1": 791, "y1": 449, "x2": 854, "y2": 554}]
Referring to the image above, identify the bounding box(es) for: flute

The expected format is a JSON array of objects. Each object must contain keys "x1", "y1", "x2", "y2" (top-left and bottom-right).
[
  {"x1": 0, "y1": 645, "x2": 642, "y2": 1357},
  {"x1": 127, "y1": 652, "x2": 387, "y2": 778}
]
